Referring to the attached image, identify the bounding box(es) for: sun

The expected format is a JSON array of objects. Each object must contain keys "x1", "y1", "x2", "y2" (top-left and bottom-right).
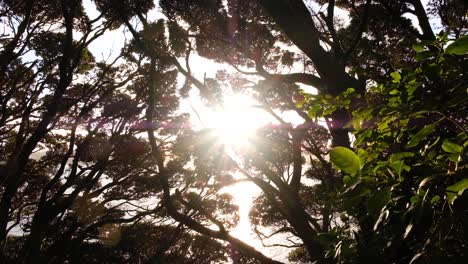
[{"x1": 206, "y1": 93, "x2": 269, "y2": 147}]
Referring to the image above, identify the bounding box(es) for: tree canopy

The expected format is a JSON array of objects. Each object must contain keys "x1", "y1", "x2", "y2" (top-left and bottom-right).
[{"x1": 0, "y1": 0, "x2": 467, "y2": 263}]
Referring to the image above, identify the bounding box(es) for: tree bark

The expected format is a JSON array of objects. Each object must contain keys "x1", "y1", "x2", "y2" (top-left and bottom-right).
[{"x1": 410, "y1": 0, "x2": 435, "y2": 40}]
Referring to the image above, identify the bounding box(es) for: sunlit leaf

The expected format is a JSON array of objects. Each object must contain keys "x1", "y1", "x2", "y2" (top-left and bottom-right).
[
  {"x1": 410, "y1": 195, "x2": 420, "y2": 205},
  {"x1": 441, "y1": 141, "x2": 463, "y2": 153},
  {"x1": 330, "y1": 147, "x2": 361, "y2": 175},
  {"x1": 407, "y1": 124, "x2": 436, "y2": 148},
  {"x1": 447, "y1": 178, "x2": 468, "y2": 204},
  {"x1": 412, "y1": 42, "x2": 425, "y2": 52},
  {"x1": 389, "y1": 152, "x2": 414, "y2": 162},
  {"x1": 390, "y1": 72, "x2": 401, "y2": 83},
  {"x1": 430, "y1": 195, "x2": 440, "y2": 204},
  {"x1": 390, "y1": 160, "x2": 410, "y2": 179}
]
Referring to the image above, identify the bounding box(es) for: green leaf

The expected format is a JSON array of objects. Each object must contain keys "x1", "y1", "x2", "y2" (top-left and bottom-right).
[
  {"x1": 357, "y1": 148, "x2": 368, "y2": 164},
  {"x1": 390, "y1": 72, "x2": 401, "y2": 83},
  {"x1": 330, "y1": 147, "x2": 361, "y2": 175},
  {"x1": 442, "y1": 141, "x2": 463, "y2": 153},
  {"x1": 390, "y1": 160, "x2": 410, "y2": 180},
  {"x1": 410, "y1": 195, "x2": 420, "y2": 205},
  {"x1": 307, "y1": 104, "x2": 322, "y2": 118},
  {"x1": 389, "y1": 152, "x2": 414, "y2": 162},
  {"x1": 389, "y1": 89, "x2": 399, "y2": 95},
  {"x1": 447, "y1": 153, "x2": 460, "y2": 162},
  {"x1": 412, "y1": 42, "x2": 425, "y2": 52},
  {"x1": 406, "y1": 84, "x2": 417, "y2": 96},
  {"x1": 447, "y1": 179, "x2": 468, "y2": 204},
  {"x1": 345, "y1": 87, "x2": 355, "y2": 94},
  {"x1": 446, "y1": 35, "x2": 468, "y2": 55},
  {"x1": 407, "y1": 124, "x2": 436, "y2": 148},
  {"x1": 343, "y1": 175, "x2": 352, "y2": 185},
  {"x1": 430, "y1": 195, "x2": 440, "y2": 204}
]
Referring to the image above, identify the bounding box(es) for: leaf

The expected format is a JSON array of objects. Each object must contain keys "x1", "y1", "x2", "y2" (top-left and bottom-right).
[
  {"x1": 373, "y1": 209, "x2": 389, "y2": 231},
  {"x1": 407, "y1": 124, "x2": 436, "y2": 148},
  {"x1": 419, "y1": 176, "x2": 434, "y2": 188},
  {"x1": 390, "y1": 160, "x2": 410, "y2": 181},
  {"x1": 389, "y1": 89, "x2": 399, "y2": 95},
  {"x1": 430, "y1": 195, "x2": 440, "y2": 204},
  {"x1": 316, "y1": 233, "x2": 336, "y2": 246},
  {"x1": 410, "y1": 252, "x2": 425, "y2": 264},
  {"x1": 343, "y1": 175, "x2": 352, "y2": 185},
  {"x1": 441, "y1": 141, "x2": 463, "y2": 153},
  {"x1": 389, "y1": 152, "x2": 414, "y2": 162},
  {"x1": 295, "y1": 101, "x2": 304, "y2": 108},
  {"x1": 447, "y1": 153, "x2": 460, "y2": 162},
  {"x1": 368, "y1": 189, "x2": 391, "y2": 216},
  {"x1": 410, "y1": 195, "x2": 420, "y2": 205},
  {"x1": 406, "y1": 84, "x2": 417, "y2": 96},
  {"x1": 345, "y1": 87, "x2": 355, "y2": 94},
  {"x1": 415, "y1": 50, "x2": 435, "y2": 61},
  {"x1": 307, "y1": 104, "x2": 322, "y2": 118},
  {"x1": 390, "y1": 72, "x2": 401, "y2": 83},
  {"x1": 404, "y1": 223, "x2": 413, "y2": 238},
  {"x1": 446, "y1": 178, "x2": 468, "y2": 204},
  {"x1": 330, "y1": 147, "x2": 361, "y2": 175},
  {"x1": 412, "y1": 42, "x2": 425, "y2": 52},
  {"x1": 446, "y1": 35, "x2": 468, "y2": 55}
]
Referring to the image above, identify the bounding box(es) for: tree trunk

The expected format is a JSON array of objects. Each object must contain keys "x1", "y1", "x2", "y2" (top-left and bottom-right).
[{"x1": 24, "y1": 213, "x2": 48, "y2": 264}]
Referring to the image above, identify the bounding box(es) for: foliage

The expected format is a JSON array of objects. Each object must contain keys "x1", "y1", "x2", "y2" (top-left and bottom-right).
[{"x1": 321, "y1": 36, "x2": 467, "y2": 263}]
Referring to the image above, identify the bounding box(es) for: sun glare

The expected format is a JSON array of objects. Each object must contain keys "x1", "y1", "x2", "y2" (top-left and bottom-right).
[{"x1": 206, "y1": 94, "x2": 268, "y2": 146}]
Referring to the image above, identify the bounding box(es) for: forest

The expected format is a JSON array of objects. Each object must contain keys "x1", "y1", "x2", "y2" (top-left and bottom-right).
[{"x1": 0, "y1": 0, "x2": 467, "y2": 263}]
